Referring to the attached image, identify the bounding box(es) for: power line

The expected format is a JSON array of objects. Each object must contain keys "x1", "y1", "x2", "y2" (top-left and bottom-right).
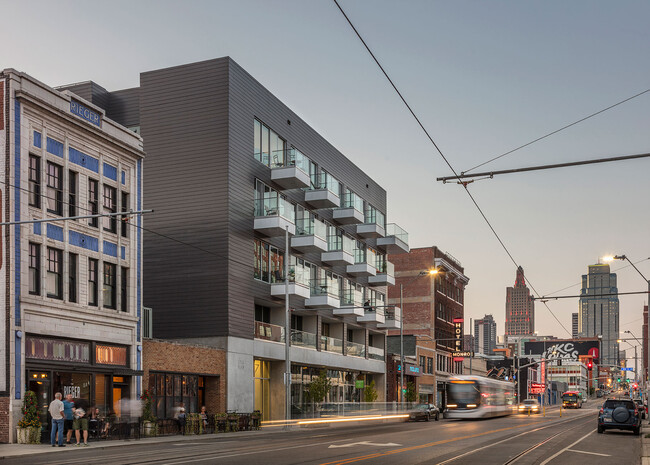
[
  {"x1": 333, "y1": 0, "x2": 571, "y2": 336},
  {"x1": 462, "y1": 88, "x2": 650, "y2": 174},
  {"x1": 536, "y1": 291, "x2": 648, "y2": 301}
]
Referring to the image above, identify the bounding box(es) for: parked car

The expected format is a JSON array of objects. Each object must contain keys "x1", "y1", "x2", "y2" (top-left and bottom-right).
[
  {"x1": 408, "y1": 403, "x2": 440, "y2": 422},
  {"x1": 598, "y1": 398, "x2": 641, "y2": 435},
  {"x1": 633, "y1": 398, "x2": 647, "y2": 420},
  {"x1": 518, "y1": 399, "x2": 541, "y2": 414}
]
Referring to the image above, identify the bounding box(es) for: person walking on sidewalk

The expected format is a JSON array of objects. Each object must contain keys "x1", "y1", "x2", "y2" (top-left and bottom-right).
[
  {"x1": 73, "y1": 397, "x2": 90, "y2": 446},
  {"x1": 48, "y1": 392, "x2": 65, "y2": 447}
]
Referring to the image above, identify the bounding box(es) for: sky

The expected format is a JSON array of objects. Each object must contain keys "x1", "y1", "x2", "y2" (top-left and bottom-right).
[{"x1": 4, "y1": 0, "x2": 649, "y2": 355}]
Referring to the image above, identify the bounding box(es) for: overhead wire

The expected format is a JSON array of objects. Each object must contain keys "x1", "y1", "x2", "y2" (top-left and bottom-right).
[
  {"x1": 462, "y1": 88, "x2": 650, "y2": 174},
  {"x1": 333, "y1": 0, "x2": 572, "y2": 335}
]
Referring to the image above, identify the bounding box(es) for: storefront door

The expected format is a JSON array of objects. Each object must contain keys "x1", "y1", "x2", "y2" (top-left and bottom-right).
[{"x1": 27, "y1": 371, "x2": 51, "y2": 442}]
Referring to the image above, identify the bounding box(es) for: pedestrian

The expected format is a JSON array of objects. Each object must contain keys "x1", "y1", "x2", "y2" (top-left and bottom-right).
[
  {"x1": 178, "y1": 407, "x2": 187, "y2": 434},
  {"x1": 62, "y1": 393, "x2": 75, "y2": 444},
  {"x1": 48, "y1": 392, "x2": 65, "y2": 447},
  {"x1": 199, "y1": 406, "x2": 209, "y2": 431},
  {"x1": 73, "y1": 397, "x2": 90, "y2": 446}
]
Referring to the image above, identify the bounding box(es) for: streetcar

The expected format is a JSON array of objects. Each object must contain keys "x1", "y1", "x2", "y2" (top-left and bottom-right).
[
  {"x1": 445, "y1": 375, "x2": 516, "y2": 419},
  {"x1": 561, "y1": 391, "x2": 583, "y2": 409}
]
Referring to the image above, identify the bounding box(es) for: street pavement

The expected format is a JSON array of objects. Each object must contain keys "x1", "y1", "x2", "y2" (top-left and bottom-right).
[{"x1": 0, "y1": 402, "x2": 641, "y2": 464}]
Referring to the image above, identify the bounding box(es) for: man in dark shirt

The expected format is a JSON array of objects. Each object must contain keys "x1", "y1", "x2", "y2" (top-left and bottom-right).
[{"x1": 73, "y1": 397, "x2": 90, "y2": 446}]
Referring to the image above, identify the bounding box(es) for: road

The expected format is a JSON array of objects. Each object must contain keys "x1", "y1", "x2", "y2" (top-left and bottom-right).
[{"x1": 3, "y1": 403, "x2": 640, "y2": 465}]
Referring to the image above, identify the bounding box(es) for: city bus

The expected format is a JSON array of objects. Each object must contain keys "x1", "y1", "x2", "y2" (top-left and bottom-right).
[
  {"x1": 446, "y1": 375, "x2": 516, "y2": 419},
  {"x1": 561, "y1": 391, "x2": 583, "y2": 409}
]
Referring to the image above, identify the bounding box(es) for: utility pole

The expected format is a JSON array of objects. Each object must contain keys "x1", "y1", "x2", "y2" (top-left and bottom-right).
[{"x1": 284, "y1": 226, "x2": 291, "y2": 429}]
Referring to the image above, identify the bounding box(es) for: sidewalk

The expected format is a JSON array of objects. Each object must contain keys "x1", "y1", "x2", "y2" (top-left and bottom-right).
[
  {"x1": 641, "y1": 424, "x2": 650, "y2": 465},
  {"x1": 0, "y1": 428, "x2": 271, "y2": 459}
]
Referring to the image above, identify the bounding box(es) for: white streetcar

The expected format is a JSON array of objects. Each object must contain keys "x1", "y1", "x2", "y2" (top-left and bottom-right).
[{"x1": 445, "y1": 375, "x2": 516, "y2": 419}]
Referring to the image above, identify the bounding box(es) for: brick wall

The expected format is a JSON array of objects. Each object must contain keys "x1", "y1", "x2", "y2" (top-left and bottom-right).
[
  {"x1": 0, "y1": 397, "x2": 9, "y2": 443},
  {"x1": 142, "y1": 339, "x2": 227, "y2": 414}
]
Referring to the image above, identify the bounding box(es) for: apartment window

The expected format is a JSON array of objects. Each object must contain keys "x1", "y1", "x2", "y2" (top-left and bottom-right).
[
  {"x1": 46, "y1": 162, "x2": 63, "y2": 215},
  {"x1": 120, "y1": 267, "x2": 128, "y2": 312},
  {"x1": 253, "y1": 119, "x2": 285, "y2": 167},
  {"x1": 427, "y1": 357, "x2": 433, "y2": 374},
  {"x1": 88, "y1": 258, "x2": 98, "y2": 306},
  {"x1": 121, "y1": 192, "x2": 129, "y2": 238},
  {"x1": 69, "y1": 253, "x2": 77, "y2": 303},
  {"x1": 103, "y1": 262, "x2": 116, "y2": 309},
  {"x1": 28, "y1": 155, "x2": 41, "y2": 208},
  {"x1": 419, "y1": 356, "x2": 426, "y2": 373},
  {"x1": 253, "y1": 239, "x2": 284, "y2": 284},
  {"x1": 29, "y1": 243, "x2": 40, "y2": 295},
  {"x1": 103, "y1": 185, "x2": 117, "y2": 233},
  {"x1": 46, "y1": 247, "x2": 62, "y2": 299},
  {"x1": 88, "y1": 179, "x2": 99, "y2": 227},
  {"x1": 68, "y1": 171, "x2": 77, "y2": 217}
]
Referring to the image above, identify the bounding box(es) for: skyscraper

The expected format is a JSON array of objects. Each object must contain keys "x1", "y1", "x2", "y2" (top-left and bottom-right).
[
  {"x1": 474, "y1": 315, "x2": 497, "y2": 355},
  {"x1": 505, "y1": 266, "x2": 535, "y2": 335},
  {"x1": 579, "y1": 263, "x2": 619, "y2": 366},
  {"x1": 572, "y1": 313, "x2": 579, "y2": 338}
]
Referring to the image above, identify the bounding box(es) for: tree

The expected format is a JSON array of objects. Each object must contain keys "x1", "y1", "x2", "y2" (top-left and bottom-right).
[
  {"x1": 405, "y1": 381, "x2": 418, "y2": 403},
  {"x1": 364, "y1": 380, "x2": 378, "y2": 403},
  {"x1": 17, "y1": 391, "x2": 40, "y2": 429},
  {"x1": 308, "y1": 370, "x2": 332, "y2": 405}
]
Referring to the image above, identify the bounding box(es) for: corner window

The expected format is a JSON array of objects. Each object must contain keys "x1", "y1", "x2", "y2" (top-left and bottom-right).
[
  {"x1": 88, "y1": 179, "x2": 99, "y2": 227},
  {"x1": 28, "y1": 155, "x2": 41, "y2": 208},
  {"x1": 253, "y1": 119, "x2": 285, "y2": 167},
  {"x1": 120, "y1": 267, "x2": 128, "y2": 312},
  {"x1": 103, "y1": 262, "x2": 116, "y2": 309},
  {"x1": 69, "y1": 253, "x2": 77, "y2": 303},
  {"x1": 68, "y1": 171, "x2": 77, "y2": 218},
  {"x1": 88, "y1": 258, "x2": 98, "y2": 306},
  {"x1": 29, "y1": 243, "x2": 40, "y2": 295},
  {"x1": 103, "y1": 185, "x2": 117, "y2": 233},
  {"x1": 121, "y1": 192, "x2": 129, "y2": 238}
]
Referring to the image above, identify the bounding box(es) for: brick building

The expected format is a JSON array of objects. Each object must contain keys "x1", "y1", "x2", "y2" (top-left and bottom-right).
[
  {"x1": 142, "y1": 340, "x2": 226, "y2": 416},
  {"x1": 387, "y1": 247, "x2": 469, "y2": 407}
]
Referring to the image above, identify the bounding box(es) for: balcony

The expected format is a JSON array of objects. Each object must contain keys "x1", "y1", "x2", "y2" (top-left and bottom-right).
[
  {"x1": 357, "y1": 306, "x2": 385, "y2": 325},
  {"x1": 357, "y1": 222, "x2": 385, "y2": 238},
  {"x1": 305, "y1": 173, "x2": 340, "y2": 209},
  {"x1": 368, "y1": 259, "x2": 395, "y2": 286},
  {"x1": 334, "y1": 288, "x2": 364, "y2": 317},
  {"x1": 378, "y1": 306, "x2": 401, "y2": 329},
  {"x1": 270, "y1": 275, "x2": 311, "y2": 300},
  {"x1": 254, "y1": 321, "x2": 285, "y2": 343},
  {"x1": 333, "y1": 192, "x2": 364, "y2": 225},
  {"x1": 321, "y1": 234, "x2": 354, "y2": 265},
  {"x1": 290, "y1": 329, "x2": 317, "y2": 350},
  {"x1": 305, "y1": 279, "x2": 340, "y2": 308},
  {"x1": 291, "y1": 217, "x2": 327, "y2": 253},
  {"x1": 376, "y1": 223, "x2": 409, "y2": 254},
  {"x1": 270, "y1": 149, "x2": 311, "y2": 189},
  {"x1": 347, "y1": 247, "x2": 377, "y2": 277},
  {"x1": 368, "y1": 345, "x2": 385, "y2": 361},
  {"x1": 254, "y1": 194, "x2": 295, "y2": 236},
  {"x1": 320, "y1": 335, "x2": 343, "y2": 354},
  {"x1": 346, "y1": 341, "x2": 366, "y2": 358}
]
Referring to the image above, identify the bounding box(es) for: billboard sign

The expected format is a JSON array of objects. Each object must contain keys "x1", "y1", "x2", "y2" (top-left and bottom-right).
[{"x1": 523, "y1": 340, "x2": 599, "y2": 363}]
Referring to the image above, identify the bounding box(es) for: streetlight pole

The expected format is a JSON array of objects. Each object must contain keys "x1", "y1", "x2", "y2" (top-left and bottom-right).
[
  {"x1": 284, "y1": 226, "x2": 291, "y2": 428},
  {"x1": 625, "y1": 331, "x2": 642, "y2": 383},
  {"x1": 605, "y1": 255, "x2": 650, "y2": 422},
  {"x1": 399, "y1": 269, "x2": 437, "y2": 405}
]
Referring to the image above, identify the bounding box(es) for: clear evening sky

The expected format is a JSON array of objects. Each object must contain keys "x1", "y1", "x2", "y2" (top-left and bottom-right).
[{"x1": 4, "y1": 0, "x2": 649, "y2": 350}]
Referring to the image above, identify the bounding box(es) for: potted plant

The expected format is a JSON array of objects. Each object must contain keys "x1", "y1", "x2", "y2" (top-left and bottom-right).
[
  {"x1": 250, "y1": 410, "x2": 261, "y2": 430},
  {"x1": 140, "y1": 390, "x2": 158, "y2": 436},
  {"x1": 363, "y1": 380, "x2": 378, "y2": 403},
  {"x1": 17, "y1": 391, "x2": 41, "y2": 444},
  {"x1": 214, "y1": 413, "x2": 227, "y2": 433},
  {"x1": 226, "y1": 411, "x2": 239, "y2": 432}
]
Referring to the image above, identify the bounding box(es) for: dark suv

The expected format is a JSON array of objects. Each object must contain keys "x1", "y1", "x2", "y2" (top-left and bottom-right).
[{"x1": 598, "y1": 398, "x2": 641, "y2": 435}]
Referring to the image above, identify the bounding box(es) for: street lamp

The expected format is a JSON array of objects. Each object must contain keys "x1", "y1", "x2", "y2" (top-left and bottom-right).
[
  {"x1": 604, "y1": 254, "x2": 650, "y2": 421},
  {"x1": 618, "y1": 336, "x2": 640, "y2": 383},
  {"x1": 399, "y1": 269, "x2": 438, "y2": 404}
]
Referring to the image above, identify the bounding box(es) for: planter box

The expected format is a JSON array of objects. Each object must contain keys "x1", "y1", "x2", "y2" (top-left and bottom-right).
[{"x1": 16, "y1": 426, "x2": 41, "y2": 444}]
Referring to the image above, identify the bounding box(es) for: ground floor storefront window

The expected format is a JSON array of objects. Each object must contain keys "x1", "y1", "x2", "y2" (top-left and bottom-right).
[
  {"x1": 254, "y1": 360, "x2": 270, "y2": 421},
  {"x1": 147, "y1": 372, "x2": 205, "y2": 419}
]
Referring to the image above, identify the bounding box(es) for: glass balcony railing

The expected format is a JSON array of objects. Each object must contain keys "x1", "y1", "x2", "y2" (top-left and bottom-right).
[
  {"x1": 327, "y1": 234, "x2": 354, "y2": 255},
  {"x1": 291, "y1": 329, "x2": 317, "y2": 349},
  {"x1": 309, "y1": 172, "x2": 339, "y2": 194},
  {"x1": 255, "y1": 193, "x2": 295, "y2": 222},
  {"x1": 368, "y1": 346, "x2": 385, "y2": 361},
  {"x1": 385, "y1": 223, "x2": 408, "y2": 243},
  {"x1": 340, "y1": 287, "x2": 364, "y2": 307},
  {"x1": 254, "y1": 321, "x2": 285, "y2": 343},
  {"x1": 288, "y1": 265, "x2": 311, "y2": 289},
  {"x1": 374, "y1": 257, "x2": 394, "y2": 276},
  {"x1": 296, "y1": 217, "x2": 326, "y2": 239},
  {"x1": 363, "y1": 302, "x2": 385, "y2": 317},
  {"x1": 311, "y1": 278, "x2": 340, "y2": 298},
  {"x1": 271, "y1": 148, "x2": 310, "y2": 174},
  {"x1": 364, "y1": 208, "x2": 385, "y2": 226},
  {"x1": 347, "y1": 341, "x2": 366, "y2": 358},
  {"x1": 384, "y1": 306, "x2": 398, "y2": 321},
  {"x1": 320, "y1": 335, "x2": 343, "y2": 354},
  {"x1": 353, "y1": 247, "x2": 376, "y2": 266},
  {"x1": 342, "y1": 192, "x2": 363, "y2": 212}
]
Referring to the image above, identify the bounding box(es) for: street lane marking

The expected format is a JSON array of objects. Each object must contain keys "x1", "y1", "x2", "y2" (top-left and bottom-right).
[
  {"x1": 329, "y1": 441, "x2": 402, "y2": 448},
  {"x1": 567, "y1": 449, "x2": 612, "y2": 457},
  {"x1": 539, "y1": 429, "x2": 594, "y2": 465}
]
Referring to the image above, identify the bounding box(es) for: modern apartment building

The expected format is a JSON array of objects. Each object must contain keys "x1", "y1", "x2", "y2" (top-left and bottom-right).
[
  {"x1": 505, "y1": 266, "x2": 535, "y2": 336},
  {"x1": 62, "y1": 57, "x2": 408, "y2": 421},
  {"x1": 387, "y1": 247, "x2": 469, "y2": 407},
  {"x1": 0, "y1": 70, "x2": 144, "y2": 442},
  {"x1": 578, "y1": 263, "x2": 619, "y2": 366},
  {"x1": 474, "y1": 314, "x2": 497, "y2": 355}
]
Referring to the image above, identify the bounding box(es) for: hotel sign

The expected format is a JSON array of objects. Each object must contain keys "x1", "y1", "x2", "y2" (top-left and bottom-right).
[
  {"x1": 452, "y1": 351, "x2": 474, "y2": 358},
  {"x1": 70, "y1": 100, "x2": 101, "y2": 127},
  {"x1": 453, "y1": 318, "x2": 463, "y2": 352}
]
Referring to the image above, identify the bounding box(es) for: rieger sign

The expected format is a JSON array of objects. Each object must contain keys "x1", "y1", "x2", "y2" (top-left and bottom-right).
[{"x1": 70, "y1": 100, "x2": 101, "y2": 127}]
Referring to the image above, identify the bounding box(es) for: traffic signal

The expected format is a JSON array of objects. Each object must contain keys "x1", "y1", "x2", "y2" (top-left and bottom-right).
[
  {"x1": 617, "y1": 377, "x2": 621, "y2": 382},
  {"x1": 587, "y1": 361, "x2": 592, "y2": 370}
]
